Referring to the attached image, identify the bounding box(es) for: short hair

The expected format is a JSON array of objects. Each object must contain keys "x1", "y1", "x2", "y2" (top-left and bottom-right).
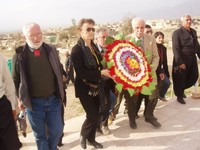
[
  {"x1": 132, "y1": 17, "x2": 145, "y2": 28},
  {"x1": 94, "y1": 27, "x2": 109, "y2": 39},
  {"x1": 22, "y1": 22, "x2": 40, "y2": 36},
  {"x1": 77, "y1": 18, "x2": 95, "y2": 31},
  {"x1": 154, "y1": 31, "x2": 164, "y2": 38},
  {"x1": 181, "y1": 14, "x2": 191, "y2": 22},
  {"x1": 145, "y1": 24, "x2": 152, "y2": 29}
]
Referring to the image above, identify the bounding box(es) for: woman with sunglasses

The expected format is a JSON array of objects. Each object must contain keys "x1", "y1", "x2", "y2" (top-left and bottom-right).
[{"x1": 71, "y1": 18, "x2": 111, "y2": 149}]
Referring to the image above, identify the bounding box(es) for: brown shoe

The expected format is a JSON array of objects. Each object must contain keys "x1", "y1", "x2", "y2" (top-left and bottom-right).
[{"x1": 101, "y1": 126, "x2": 111, "y2": 135}]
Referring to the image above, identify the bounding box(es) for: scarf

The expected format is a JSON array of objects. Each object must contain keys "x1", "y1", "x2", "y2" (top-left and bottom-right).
[{"x1": 77, "y1": 37, "x2": 101, "y2": 70}]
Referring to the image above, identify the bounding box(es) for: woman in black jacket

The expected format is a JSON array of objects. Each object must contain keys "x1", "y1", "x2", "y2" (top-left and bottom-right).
[
  {"x1": 71, "y1": 18, "x2": 111, "y2": 149},
  {"x1": 154, "y1": 31, "x2": 171, "y2": 101}
]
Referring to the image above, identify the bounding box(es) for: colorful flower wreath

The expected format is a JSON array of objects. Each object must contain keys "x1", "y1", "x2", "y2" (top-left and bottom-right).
[{"x1": 102, "y1": 37, "x2": 156, "y2": 96}]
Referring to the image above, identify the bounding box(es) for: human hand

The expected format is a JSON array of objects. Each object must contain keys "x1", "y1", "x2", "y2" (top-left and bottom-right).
[
  {"x1": 159, "y1": 73, "x2": 165, "y2": 80},
  {"x1": 101, "y1": 69, "x2": 117, "y2": 80},
  {"x1": 101, "y1": 69, "x2": 111, "y2": 77},
  {"x1": 18, "y1": 98, "x2": 25, "y2": 110},
  {"x1": 179, "y1": 64, "x2": 186, "y2": 70}
]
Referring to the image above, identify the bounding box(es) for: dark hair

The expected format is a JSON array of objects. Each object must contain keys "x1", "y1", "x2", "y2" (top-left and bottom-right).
[
  {"x1": 154, "y1": 31, "x2": 164, "y2": 38},
  {"x1": 77, "y1": 18, "x2": 95, "y2": 31},
  {"x1": 145, "y1": 24, "x2": 152, "y2": 29}
]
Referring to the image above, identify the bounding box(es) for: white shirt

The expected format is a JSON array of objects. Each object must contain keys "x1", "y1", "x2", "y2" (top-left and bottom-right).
[{"x1": 0, "y1": 54, "x2": 16, "y2": 110}]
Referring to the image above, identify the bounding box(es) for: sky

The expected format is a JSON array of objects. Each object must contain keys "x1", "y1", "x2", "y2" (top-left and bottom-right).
[{"x1": 0, "y1": 0, "x2": 197, "y2": 33}]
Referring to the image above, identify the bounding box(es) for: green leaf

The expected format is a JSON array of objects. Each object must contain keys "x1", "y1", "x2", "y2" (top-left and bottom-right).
[
  {"x1": 127, "y1": 88, "x2": 135, "y2": 97},
  {"x1": 141, "y1": 86, "x2": 152, "y2": 95},
  {"x1": 107, "y1": 61, "x2": 114, "y2": 69},
  {"x1": 105, "y1": 36, "x2": 115, "y2": 45},
  {"x1": 130, "y1": 37, "x2": 136, "y2": 43},
  {"x1": 145, "y1": 53, "x2": 150, "y2": 59},
  {"x1": 114, "y1": 32, "x2": 125, "y2": 40},
  {"x1": 101, "y1": 58, "x2": 107, "y2": 67},
  {"x1": 148, "y1": 82, "x2": 156, "y2": 91},
  {"x1": 149, "y1": 71, "x2": 156, "y2": 78},
  {"x1": 116, "y1": 83, "x2": 123, "y2": 93}
]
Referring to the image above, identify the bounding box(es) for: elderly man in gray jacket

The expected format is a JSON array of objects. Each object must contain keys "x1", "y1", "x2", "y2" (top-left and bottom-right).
[{"x1": 12, "y1": 22, "x2": 64, "y2": 150}]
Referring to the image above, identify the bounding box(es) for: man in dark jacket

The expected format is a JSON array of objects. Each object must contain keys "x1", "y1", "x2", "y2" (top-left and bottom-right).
[
  {"x1": 172, "y1": 15, "x2": 200, "y2": 104},
  {"x1": 12, "y1": 22, "x2": 64, "y2": 150}
]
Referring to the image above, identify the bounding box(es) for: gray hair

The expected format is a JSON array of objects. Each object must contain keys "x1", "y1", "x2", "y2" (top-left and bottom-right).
[
  {"x1": 22, "y1": 22, "x2": 41, "y2": 36},
  {"x1": 131, "y1": 17, "x2": 145, "y2": 28},
  {"x1": 94, "y1": 27, "x2": 109, "y2": 39},
  {"x1": 181, "y1": 14, "x2": 191, "y2": 22}
]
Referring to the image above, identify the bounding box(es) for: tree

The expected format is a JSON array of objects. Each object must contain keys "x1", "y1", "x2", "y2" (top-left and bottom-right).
[
  {"x1": 120, "y1": 13, "x2": 135, "y2": 36},
  {"x1": 58, "y1": 32, "x2": 69, "y2": 42}
]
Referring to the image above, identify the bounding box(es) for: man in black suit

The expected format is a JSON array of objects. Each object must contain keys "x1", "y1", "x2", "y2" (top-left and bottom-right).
[{"x1": 172, "y1": 15, "x2": 200, "y2": 104}]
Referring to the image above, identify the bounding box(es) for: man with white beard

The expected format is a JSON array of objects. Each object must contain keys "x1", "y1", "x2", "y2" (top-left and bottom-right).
[{"x1": 12, "y1": 22, "x2": 64, "y2": 150}]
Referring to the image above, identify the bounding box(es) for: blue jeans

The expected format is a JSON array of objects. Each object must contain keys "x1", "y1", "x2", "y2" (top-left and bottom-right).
[
  {"x1": 158, "y1": 74, "x2": 171, "y2": 98},
  {"x1": 26, "y1": 95, "x2": 63, "y2": 150},
  {"x1": 109, "y1": 91, "x2": 116, "y2": 113}
]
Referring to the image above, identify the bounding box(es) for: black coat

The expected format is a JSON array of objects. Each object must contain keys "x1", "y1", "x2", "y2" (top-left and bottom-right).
[
  {"x1": 172, "y1": 26, "x2": 200, "y2": 66},
  {"x1": 71, "y1": 38, "x2": 102, "y2": 98},
  {"x1": 156, "y1": 43, "x2": 170, "y2": 78},
  {"x1": 172, "y1": 26, "x2": 200, "y2": 89}
]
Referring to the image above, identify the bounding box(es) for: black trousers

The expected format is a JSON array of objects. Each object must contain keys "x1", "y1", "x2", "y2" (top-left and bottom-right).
[
  {"x1": 136, "y1": 94, "x2": 149, "y2": 116},
  {"x1": 98, "y1": 87, "x2": 112, "y2": 127},
  {"x1": 79, "y1": 91, "x2": 100, "y2": 142},
  {"x1": 123, "y1": 91, "x2": 137, "y2": 121},
  {"x1": 0, "y1": 95, "x2": 21, "y2": 150},
  {"x1": 124, "y1": 86, "x2": 159, "y2": 122},
  {"x1": 172, "y1": 55, "x2": 198, "y2": 98}
]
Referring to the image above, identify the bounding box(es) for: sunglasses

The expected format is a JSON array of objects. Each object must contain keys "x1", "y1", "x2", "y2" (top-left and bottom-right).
[{"x1": 86, "y1": 27, "x2": 95, "y2": 32}]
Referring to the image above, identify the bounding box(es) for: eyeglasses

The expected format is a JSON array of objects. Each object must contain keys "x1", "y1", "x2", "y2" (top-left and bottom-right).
[
  {"x1": 186, "y1": 19, "x2": 192, "y2": 21},
  {"x1": 86, "y1": 27, "x2": 95, "y2": 32},
  {"x1": 99, "y1": 36, "x2": 106, "y2": 39}
]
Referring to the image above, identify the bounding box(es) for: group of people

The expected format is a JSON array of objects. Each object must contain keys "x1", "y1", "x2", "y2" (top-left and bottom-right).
[{"x1": 0, "y1": 14, "x2": 200, "y2": 150}]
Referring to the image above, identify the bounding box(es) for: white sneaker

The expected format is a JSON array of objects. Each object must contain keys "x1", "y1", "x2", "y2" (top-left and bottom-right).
[{"x1": 101, "y1": 126, "x2": 111, "y2": 135}]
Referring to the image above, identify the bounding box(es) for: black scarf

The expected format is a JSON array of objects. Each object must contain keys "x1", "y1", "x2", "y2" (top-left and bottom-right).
[{"x1": 77, "y1": 37, "x2": 101, "y2": 70}]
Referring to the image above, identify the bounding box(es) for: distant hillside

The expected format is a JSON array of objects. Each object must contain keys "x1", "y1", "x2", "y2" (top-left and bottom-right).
[{"x1": 139, "y1": 0, "x2": 200, "y2": 19}]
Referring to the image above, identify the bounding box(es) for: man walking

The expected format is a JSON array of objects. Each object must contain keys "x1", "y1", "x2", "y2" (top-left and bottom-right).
[
  {"x1": 125, "y1": 18, "x2": 161, "y2": 128},
  {"x1": 12, "y1": 22, "x2": 64, "y2": 150},
  {"x1": 0, "y1": 53, "x2": 22, "y2": 150},
  {"x1": 172, "y1": 15, "x2": 200, "y2": 104}
]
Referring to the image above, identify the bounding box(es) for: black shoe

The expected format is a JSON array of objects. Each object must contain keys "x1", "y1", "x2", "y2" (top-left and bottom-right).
[
  {"x1": 88, "y1": 141, "x2": 103, "y2": 149},
  {"x1": 22, "y1": 131, "x2": 27, "y2": 137},
  {"x1": 80, "y1": 136, "x2": 86, "y2": 149},
  {"x1": 57, "y1": 142, "x2": 64, "y2": 147},
  {"x1": 129, "y1": 120, "x2": 137, "y2": 129},
  {"x1": 152, "y1": 115, "x2": 158, "y2": 120},
  {"x1": 177, "y1": 97, "x2": 186, "y2": 104},
  {"x1": 145, "y1": 118, "x2": 161, "y2": 127}
]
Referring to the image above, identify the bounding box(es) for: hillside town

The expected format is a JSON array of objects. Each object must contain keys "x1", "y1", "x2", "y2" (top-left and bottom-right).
[{"x1": 0, "y1": 16, "x2": 200, "y2": 55}]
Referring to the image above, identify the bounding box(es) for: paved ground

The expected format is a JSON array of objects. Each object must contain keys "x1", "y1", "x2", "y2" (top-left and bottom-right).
[{"x1": 19, "y1": 95, "x2": 200, "y2": 150}]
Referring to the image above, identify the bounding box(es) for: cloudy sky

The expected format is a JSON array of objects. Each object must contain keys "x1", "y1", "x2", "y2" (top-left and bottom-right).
[{"x1": 0, "y1": 0, "x2": 197, "y2": 32}]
